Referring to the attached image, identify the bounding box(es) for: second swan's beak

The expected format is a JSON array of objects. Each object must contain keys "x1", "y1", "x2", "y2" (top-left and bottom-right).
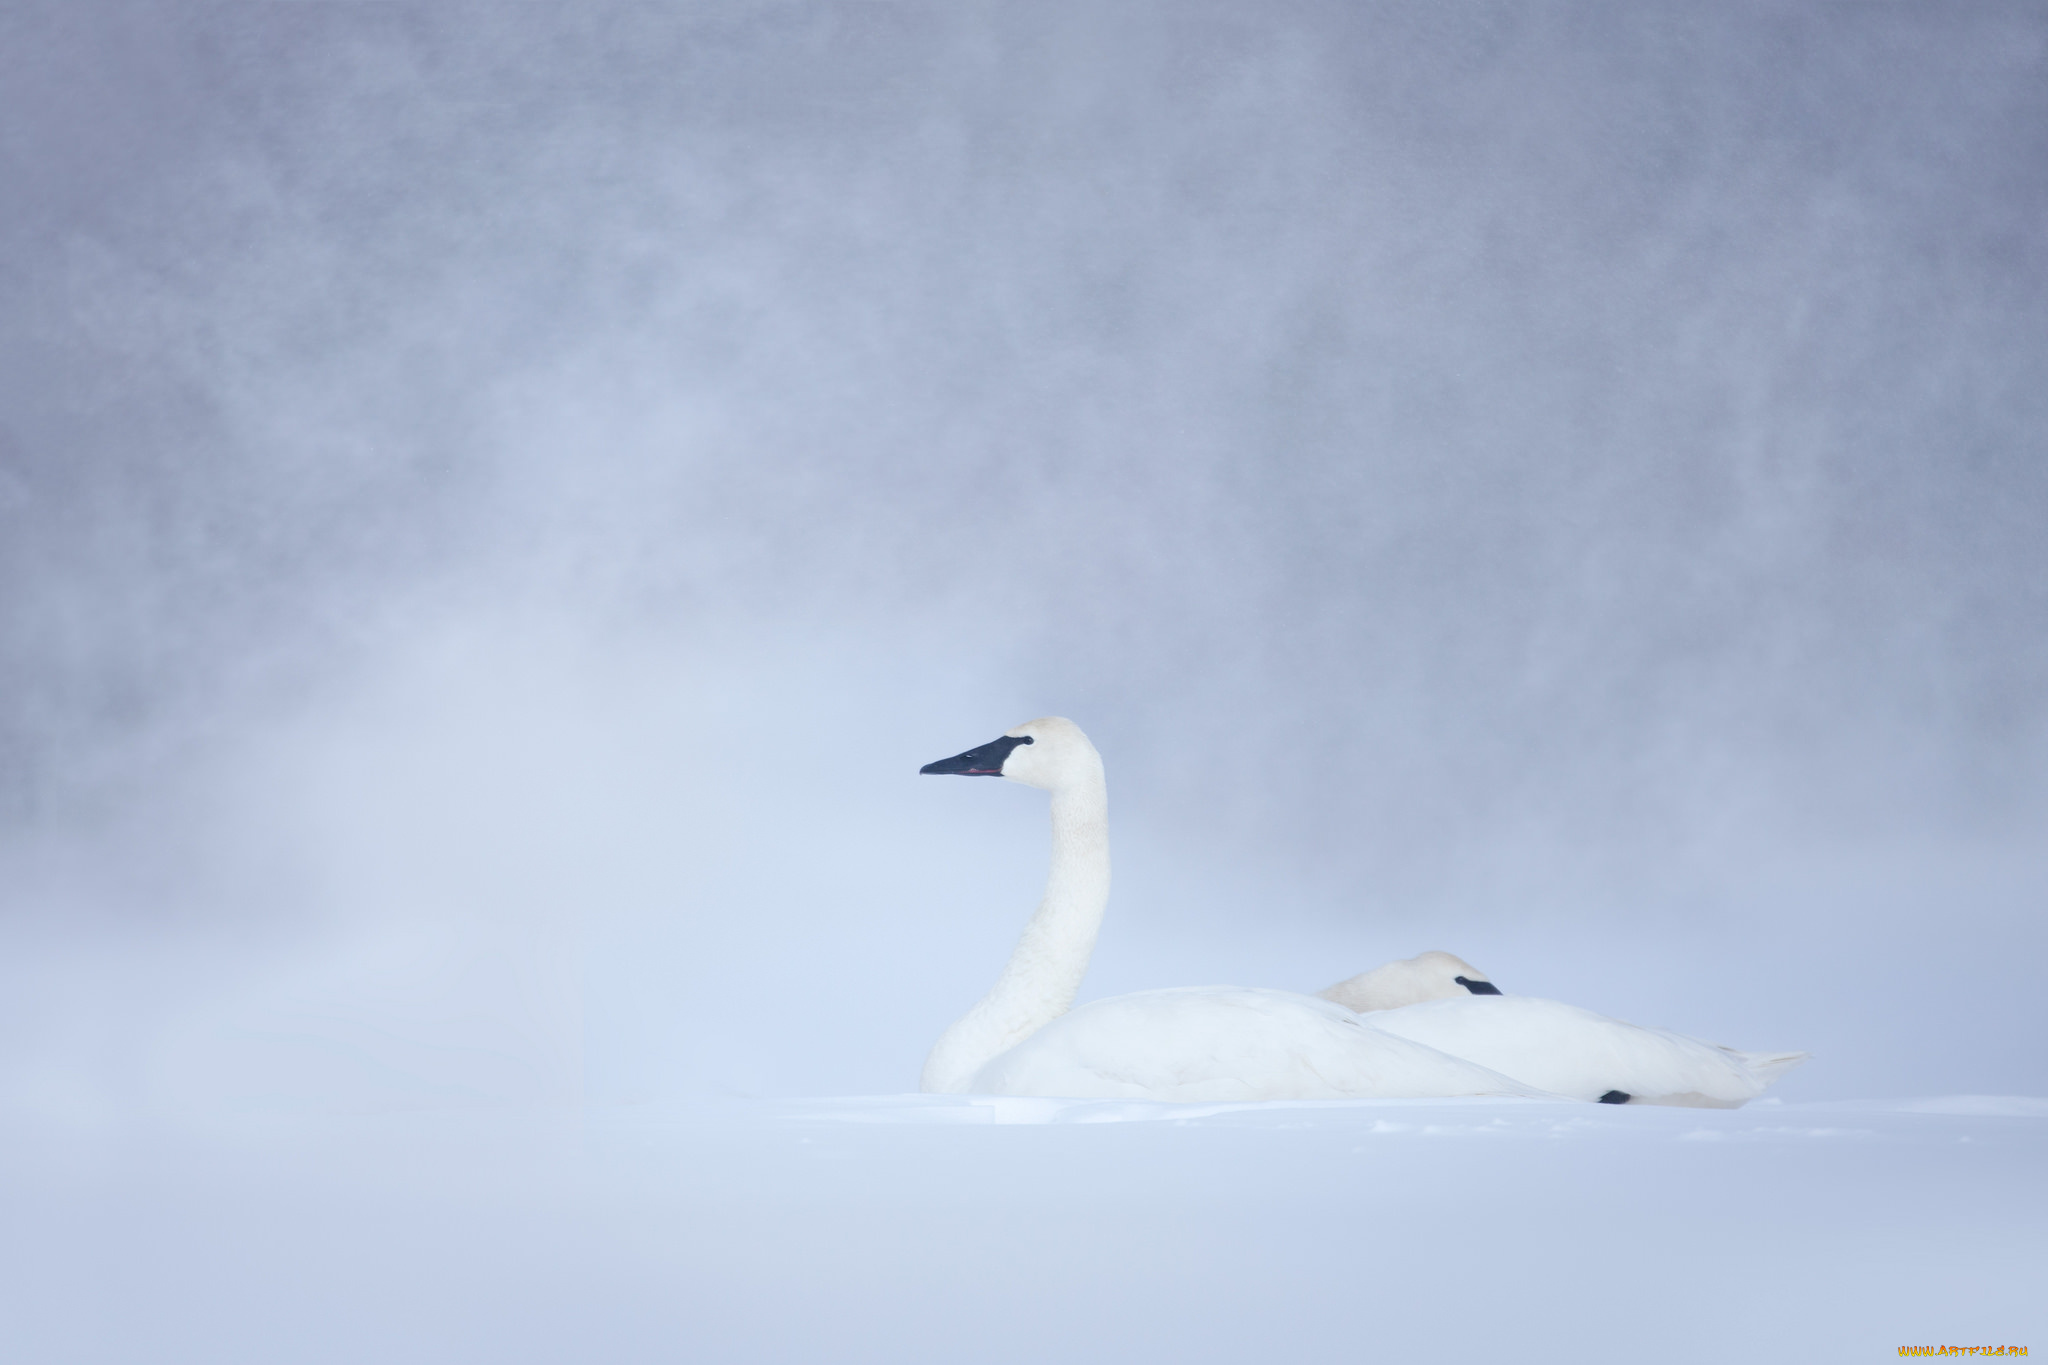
[{"x1": 920, "y1": 734, "x2": 1033, "y2": 776}]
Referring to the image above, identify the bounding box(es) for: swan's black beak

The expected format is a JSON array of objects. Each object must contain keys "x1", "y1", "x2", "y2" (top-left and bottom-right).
[
  {"x1": 1454, "y1": 976, "x2": 1503, "y2": 995},
  {"x1": 920, "y1": 734, "x2": 1033, "y2": 776}
]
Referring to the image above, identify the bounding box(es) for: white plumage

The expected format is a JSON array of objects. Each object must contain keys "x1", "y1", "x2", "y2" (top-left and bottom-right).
[
  {"x1": 1366, "y1": 995, "x2": 1807, "y2": 1106},
  {"x1": 1317, "y1": 949, "x2": 1500, "y2": 1011},
  {"x1": 972, "y1": 986, "x2": 1549, "y2": 1101},
  {"x1": 918, "y1": 717, "x2": 1805, "y2": 1107},
  {"x1": 1324, "y1": 951, "x2": 1808, "y2": 1106}
]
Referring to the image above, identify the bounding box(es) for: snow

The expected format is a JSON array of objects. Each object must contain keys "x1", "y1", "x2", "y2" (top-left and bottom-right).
[{"x1": 4, "y1": 1095, "x2": 2042, "y2": 1364}]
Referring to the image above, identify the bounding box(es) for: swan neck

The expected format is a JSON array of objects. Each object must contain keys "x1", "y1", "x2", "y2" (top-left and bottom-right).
[{"x1": 920, "y1": 771, "x2": 1110, "y2": 1092}]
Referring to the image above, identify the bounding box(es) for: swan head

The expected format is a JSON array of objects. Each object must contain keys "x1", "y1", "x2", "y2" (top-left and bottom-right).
[
  {"x1": 1317, "y1": 950, "x2": 1502, "y2": 1013},
  {"x1": 919, "y1": 717, "x2": 1102, "y2": 792}
]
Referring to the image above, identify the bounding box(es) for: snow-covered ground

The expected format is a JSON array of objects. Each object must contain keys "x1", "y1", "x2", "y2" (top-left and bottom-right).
[{"x1": 5, "y1": 1094, "x2": 2041, "y2": 1363}]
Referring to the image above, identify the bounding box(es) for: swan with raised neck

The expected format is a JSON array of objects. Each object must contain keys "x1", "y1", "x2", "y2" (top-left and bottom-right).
[
  {"x1": 918, "y1": 717, "x2": 1109, "y2": 1093},
  {"x1": 915, "y1": 720, "x2": 1806, "y2": 1105}
]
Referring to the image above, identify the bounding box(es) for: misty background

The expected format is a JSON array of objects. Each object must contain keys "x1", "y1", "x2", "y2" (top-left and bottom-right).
[{"x1": 3, "y1": 2, "x2": 2044, "y2": 1123}]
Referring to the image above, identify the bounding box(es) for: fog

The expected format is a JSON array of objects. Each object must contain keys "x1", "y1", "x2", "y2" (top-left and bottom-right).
[{"x1": 3, "y1": 3, "x2": 2047, "y2": 1325}]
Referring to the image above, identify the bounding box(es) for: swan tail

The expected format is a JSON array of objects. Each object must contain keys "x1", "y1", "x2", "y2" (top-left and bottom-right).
[{"x1": 1727, "y1": 1048, "x2": 1810, "y2": 1086}]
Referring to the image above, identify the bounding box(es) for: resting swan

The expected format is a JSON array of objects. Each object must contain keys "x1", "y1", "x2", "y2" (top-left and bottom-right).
[
  {"x1": 1318, "y1": 950, "x2": 1503, "y2": 1012},
  {"x1": 916, "y1": 718, "x2": 1545, "y2": 1102},
  {"x1": 1328, "y1": 951, "x2": 1808, "y2": 1107}
]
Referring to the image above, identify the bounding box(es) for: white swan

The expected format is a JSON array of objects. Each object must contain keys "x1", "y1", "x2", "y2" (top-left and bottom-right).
[
  {"x1": 917, "y1": 718, "x2": 1547, "y2": 1102},
  {"x1": 1317, "y1": 950, "x2": 1503, "y2": 1012},
  {"x1": 1329, "y1": 952, "x2": 1808, "y2": 1107}
]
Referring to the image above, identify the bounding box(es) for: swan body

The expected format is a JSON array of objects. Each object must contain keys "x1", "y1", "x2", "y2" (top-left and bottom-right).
[
  {"x1": 1365, "y1": 995, "x2": 1809, "y2": 1107},
  {"x1": 917, "y1": 718, "x2": 1543, "y2": 1102},
  {"x1": 969, "y1": 985, "x2": 1550, "y2": 1101},
  {"x1": 1318, "y1": 950, "x2": 1501, "y2": 1012}
]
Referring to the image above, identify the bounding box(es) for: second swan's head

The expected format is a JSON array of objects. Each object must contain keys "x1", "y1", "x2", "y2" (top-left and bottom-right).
[
  {"x1": 1318, "y1": 950, "x2": 1502, "y2": 1013},
  {"x1": 919, "y1": 717, "x2": 1102, "y2": 792}
]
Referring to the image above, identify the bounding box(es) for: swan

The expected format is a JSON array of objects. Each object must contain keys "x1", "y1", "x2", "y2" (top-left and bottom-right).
[
  {"x1": 916, "y1": 718, "x2": 1548, "y2": 1102},
  {"x1": 1317, "y1": 950, "x2": 1503, "y2": 1012},
  {"x1": 1330, "y1": 952, "x2": 1808, "y2": 1107}
]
